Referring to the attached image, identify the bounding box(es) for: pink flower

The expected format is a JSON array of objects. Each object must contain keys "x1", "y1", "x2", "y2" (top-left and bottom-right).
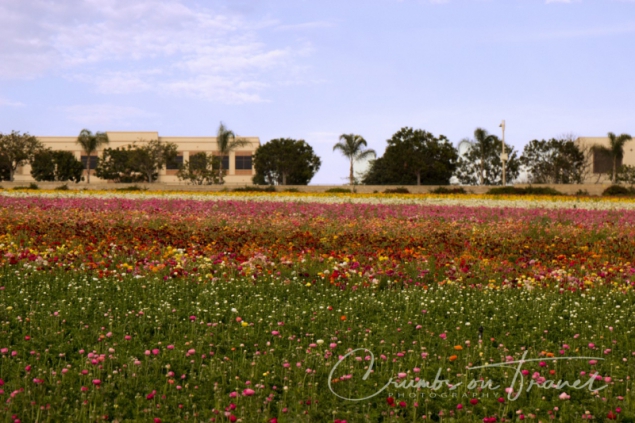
[
  {"x1": 589, "y1": 360, "x2": 598, "y2": 365},
  {"x1": 588, "y1": 343, "x2": 595, "y2": 349},
  {"x1": 271, "y1": 331, "x2": 279, "y2": 336},
  {"x1": 32, "y1": 378, "x2": 44, "y2": 384},
  {"x1": 92, "y1": 379, "x2": 101, "y2": 386},
  {"x1": 559, "y1": 392, "x2": 570, "y2": 400},
  {"x1": 167, "y1": 345, "x2": 174, "y2": 350},
  {"x1": 457, "y1": 404, "x2": 463, "y2": 410},
  {"x1": 330, "y1": 343, "x2": 337, "y2": 349},
  {"x1": 229, "y1": 391, "x2": 238, "y2": 398},
  {"x1": 398, "y1": 372, "x2": 407, "y2": 379},
  {"x1": 124, "y1": 335, "x2": 131, "y2": 340},
  {"x1": 189, "y1": 316, "x2": 196, "y2": 321},
  {"x1": 242, "y1": 388, "x2": 255, "y2": 396},
  {"x1": 152, "y1": 349, "x2": 160, "y2": 355},
  {"x1": 439, "y1": 333, "x2": 447, "y2": 340}
]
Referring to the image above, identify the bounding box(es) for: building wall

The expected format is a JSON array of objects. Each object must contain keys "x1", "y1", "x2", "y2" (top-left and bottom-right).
[
  {"x1": 14, "y1": 131, "x2": 260, "y2": 184},
  {"x1": 575, "y1": 137, "x2": 635, "y2": 183}
]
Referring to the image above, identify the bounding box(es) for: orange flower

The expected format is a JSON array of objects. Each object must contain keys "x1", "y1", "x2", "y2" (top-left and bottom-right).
[
  {"x1": 454, "y1": 345, "x2": 463, "y2": 351},
  {"x1": 546, "y1": 352, "x2": 555, "y2": 358},
  {"x1": 449, "y1": 355, "x2": 458, "y2": 362},
  {"x1": 340, "y1": 315, "x2": 347, "y2": 321}
]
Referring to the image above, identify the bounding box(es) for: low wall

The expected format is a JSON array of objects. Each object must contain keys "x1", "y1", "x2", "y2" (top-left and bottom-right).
[{"x1": 0, "y1": 181, "x2": 615, "y2": 195}]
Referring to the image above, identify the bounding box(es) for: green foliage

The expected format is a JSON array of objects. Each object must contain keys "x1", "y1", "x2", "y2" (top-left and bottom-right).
[
  {"x1": 487, "y1": 186, "x2": 563, "y2": 196},
  {"x1": 232, "y1": 185, "x2": 277, "y2": 192},
  {"x1": 363, "y1": 128, "x2": 458, "y2": 185},
  {"x1": 325, "y1": 187, "x2": 351, "y2": 193},
  {"x1": 575, "y1": 189, "x2": 590, "y2": 196},
  {"x1": 252, "y1": 138, "x2": 321, "y2": 185},
  {"x1": 216, "y1": 122, "x2": 251, "y2": 184},
  {"x1": 383, "y1": 187, "x2": 410, "y2": 194},
  {"x1": 114, "y1": 185, "x2": 148, "y2": 191},
  {"x1": 333, "y1": 134, "x2": 376, "y2": 185},
  {"x1": 55, "y1": 184, "x2": 70, "y2": 190},
  {"x1": 0, "y1": 130, "x2": 44, "y2": 181},
  {"x1": 31, "y1": 150, "x2": 84, "y2": 183},
  {"x1": 30, "y1": 149, "x2": 56, "y2": 181},
  {"x1": 283, "y1": 188, "x2": 301, "y2": 192},
  {"x1": 96, "y1": 140, "x2": 177, "y2": 183},
  {"x1": 454, "y1": 128, "x2": 520, "y2": 185},
  {"x1": 617, "y1": 165, "x2": 635, "y2": 187},
  {"x1": 177, "y1": 152, "x2": 222, "y2": 185},
  {"x1": 602, "y1": 185, "x2": 634, "y2": 196},
  {"x1": 95, "y1": 148, "x2": 143, "y2": 183},
  {"x1": 592, "y1": 132, "x2": 632, "y2": 182},
  {"x1": 12, "y1": 183, "x2": 39, "y2": 190},
  {"x1": 76, "y1": 129, "x2": 109, "y2": 183},
  {"x1": 520, "y1": 138, "x2": 585, "y2": 184},
  {"x1": 430, "y1": 186, "x2": 468, "y2": 194}
]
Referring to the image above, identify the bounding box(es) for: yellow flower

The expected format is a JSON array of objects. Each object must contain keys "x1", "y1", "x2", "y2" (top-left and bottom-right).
[{"x1": 241, "y1": 321, "x2": 248, "y2": 327}]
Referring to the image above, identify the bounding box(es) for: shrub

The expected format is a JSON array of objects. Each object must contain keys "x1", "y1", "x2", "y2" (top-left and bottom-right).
[
  {"x1": 283, "y1": 188, "x2": 300, "y2": 193},
  {"x1": 430, "y1": 187, "x2": 467, "y2": 194},
  {"x1": 383, "y1": 187, "x2": 410, "y2": 194},
  {"x1": 232, "y1": 186, "x2": 276, "y2": 193},
  {"x1": 575, "y1": 189, "x2": 590, "y2": 196},
  {"x1": 13, "y1": 183, "x2": 39, "y2": 190},
  {"x1": 114, "y1": 185, "x2": 147, "y2": 191},
  {"x1": 55, "y1": 184, "x2": 70, "y2": 191},
  {"x1": 487, "y1": 186, "x2": 563, "y2": 196},
  {"x1": 325, "y1": 187, "x2": 351, "y2": 193},
  {"x1": 602, "y1": 185, "x2": 633, "y2": 196}
]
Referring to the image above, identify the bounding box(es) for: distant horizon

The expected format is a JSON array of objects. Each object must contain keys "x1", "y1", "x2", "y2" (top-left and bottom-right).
[{"x1": 1, "y1": 0, "x2": 634, "y2": 184}]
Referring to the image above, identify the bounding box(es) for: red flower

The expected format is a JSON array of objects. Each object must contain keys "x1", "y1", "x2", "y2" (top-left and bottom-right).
[
  {"x1": 607, "y1": 411, "x2": 617, "y2": 420},
  {"x1": 469, "y1": 398, "x2": 479, "y2": 405},
  {"x1": 386, "y1": 397, "x2": 395, "y2": 406},
  {"x1": 399, "y1": 401, "x2": 407, "y2": 408},
  {"x1": 229, "y1": 415, "x2": 237, "y2": 423}
]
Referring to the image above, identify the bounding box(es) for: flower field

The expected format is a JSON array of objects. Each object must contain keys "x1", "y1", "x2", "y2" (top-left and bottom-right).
[{"x1": 1, "y1": 191, "x2": 634, "y2": 422}]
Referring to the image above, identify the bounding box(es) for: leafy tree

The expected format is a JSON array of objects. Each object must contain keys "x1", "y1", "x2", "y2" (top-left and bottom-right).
[
  {"x1": 177, "y1": 152, "x2": 222, "y2": 185},
  {"x1": 333, "y1": 134, "x2": 376, "y2": 186},
  {"x1": 76, "y1": 129, "x2": 109, "y2": 184},
  {"x1": 363, "y1": 128, "x2": 458, "y2": 185},
  {"x1": 591, "y1": 132, "x2": 632, "y2": 182},
  {"x1": 31, "y1": 150, "x2": 85, "y2": 183},
  {"x1": 127, "y1": 140, "x2": 178, "y2": 183},
  {"x1": 95, "y1": 148, "x2": 144, "y2": 183},
  {"x1": 617, "y1": 165, "x2": 635, "y2": 187},
  {"x1": 454, "y1": 128, "x2": 520, "y2": 185},
  {"x1": 54, "y1": 151, "x2": 85, "y2": 183},
  {"x1": 0, "y1": 131, "x2": 44, "y2": 181},
  {"x1": 520, "y1": 138, "x2": 586, "y2": 184},
  {"x1": 216, "y1": 122, "x2": 250, "y2": 184},
  {"x1": 252, "y1": 138, "x2": 321, "y2": 185},
  {"x1": 0, "y1": 154, "x2": 11, "y2": 181},
  {"x1": 30, "y1": 149, "x2": 56, "y2": 181}
]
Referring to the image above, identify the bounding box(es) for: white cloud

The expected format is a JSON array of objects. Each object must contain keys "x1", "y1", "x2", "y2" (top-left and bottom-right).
[
  {"x1": 0, "y1": 97, "x2": 25, "y2": 107},
  {"x1": 59, "y1": 104, "x2": 156, "y2": 127},
  {"x1": 0, "y1": 0, "x2": 309, "y2": 104}
]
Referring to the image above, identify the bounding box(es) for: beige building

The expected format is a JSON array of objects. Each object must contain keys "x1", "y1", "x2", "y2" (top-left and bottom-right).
[
  {"x1": 576, "y1": 136, "x2": 635, "y2": 183},
  {"x1": 14, "y1": 131, "x2": 260, "y2": 184}
]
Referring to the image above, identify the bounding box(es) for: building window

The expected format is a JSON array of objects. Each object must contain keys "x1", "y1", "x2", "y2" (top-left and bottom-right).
[
  {"x1": 221, "y1": 156, "x2": 229, "y2": 170},
  {"x1": 235, "y1": 155, "x2": 252, "y2": 170},
  {"x1": 81, "y1": 156, "x2": 99, "y2": 170},
  {"x1": 593, "y1": 150, "x2": 619, "y2": 174},
  {"x1": 166, "y1": 155, "x2": 183, "y2": 170}
]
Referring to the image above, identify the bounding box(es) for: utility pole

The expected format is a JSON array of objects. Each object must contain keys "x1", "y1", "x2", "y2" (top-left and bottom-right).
[{"x1": 499, "y1": 120, "x2": 508, "y2": 185}]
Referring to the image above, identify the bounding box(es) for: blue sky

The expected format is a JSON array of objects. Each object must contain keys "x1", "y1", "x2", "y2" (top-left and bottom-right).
[{"x1": 1, "y1": 0, "x2": 634, "y2": 184}]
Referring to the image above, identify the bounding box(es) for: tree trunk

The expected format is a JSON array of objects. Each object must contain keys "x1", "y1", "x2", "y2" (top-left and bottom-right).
[
  {"x1": 614, "y1": 157, "x2": 617, "y2": 182},
  {"x1": 86, "y1": 152, "x2": 91, "y2": 184},
  {"x1": 416, "y1": 172, "x2": 421, "y2": 186},
  {"x1": 218, "y1": 156, "x2": 224, "y2": 184},
  {"x1": 349, "y1": 159, "x2": 354, "y2": 187},
  {"x1": 282, "y1": 172, "x2": 287, "y2": 186},
  {"x1": 9, "y1": 167, "x2": 14, "y2": 182}
]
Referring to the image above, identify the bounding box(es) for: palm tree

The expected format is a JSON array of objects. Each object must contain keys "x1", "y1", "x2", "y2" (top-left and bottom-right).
[
  {"x1": 76, "y1": 129, "x2": 109, "y2": 183},
  {"x1": 473, "y1": 128, "x2": 496, "y2": 186},
  {"x1": 592, "y1": 132, "x2": 632, "y2": 182},
  {"x1": 333, "y1": 134, "x2": 376, "y2": 187},
  {"x1": 216, "y1": 122, "x2": 250, "y2": 184}
]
